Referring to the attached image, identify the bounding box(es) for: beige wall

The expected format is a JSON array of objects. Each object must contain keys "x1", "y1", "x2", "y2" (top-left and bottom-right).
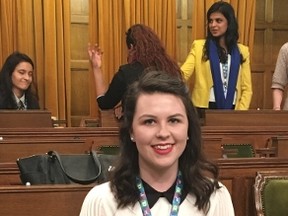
[{"x1": 251, "y1": 0, "x2": 288, "y2": 109}]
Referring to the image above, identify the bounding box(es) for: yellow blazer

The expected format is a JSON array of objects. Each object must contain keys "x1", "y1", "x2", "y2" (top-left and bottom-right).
[{"x1": 181, "y1": 39, "x2": 253, "y2": 110}]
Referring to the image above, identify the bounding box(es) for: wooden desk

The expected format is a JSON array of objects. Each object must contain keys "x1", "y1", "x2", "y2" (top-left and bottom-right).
[
  {"x1": 204, "y1": 110, "x2": 288, "y2": 126},
  {"x1": 99, "y1": 110, "x2": 119, "y2": 127},
  {"x1": 0, "y1": 110, "x2": 53, "y2": 128},
  {"x1": 202, "y1": 125, "x2": 288, "y2": 159},
  {"x1": 0, "y1": 139, "x2": 88, "y2": 163},
  {"x1": 0, "y1": 127, "x2": 119, "y2": 140}
]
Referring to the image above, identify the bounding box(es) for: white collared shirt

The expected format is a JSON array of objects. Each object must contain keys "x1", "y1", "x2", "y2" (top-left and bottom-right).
[
  {"x1": 79, "y1": 181, "x2": 235, "y2": 216},
  {"x1": 13, "y1": 93, "x2": 27, "y2": 110}
]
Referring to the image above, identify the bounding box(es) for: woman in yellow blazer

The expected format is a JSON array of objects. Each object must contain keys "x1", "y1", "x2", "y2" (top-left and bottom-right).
[{"x1": 181, "y1": 1, "x2": 252, "y2": 115}]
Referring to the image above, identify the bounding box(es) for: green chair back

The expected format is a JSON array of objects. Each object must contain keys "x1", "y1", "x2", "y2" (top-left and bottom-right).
[
  {"x1": 99, "y1": 145, "x2": 120, "y2": 155},
  {"x1": 254, "y1": 171, "x2": 288, "y2": 216},
  {"x1": 222, "y1": 144, "x2": 255, "y2": 158}
]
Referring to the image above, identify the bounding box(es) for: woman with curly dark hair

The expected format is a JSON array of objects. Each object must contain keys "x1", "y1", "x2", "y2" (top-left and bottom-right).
[
  {"x1": 88, "y1": 24, "x2": 182, "y2": 117},
  {"x1": 0, "y1": 51, "x2": 39, "y2": 110},
  {"x1": 181, "y1": 1, "x2": 252, "y2": 118},
  {"x1": 80, "y1": 71, "x2": 234, "y2": 215}
]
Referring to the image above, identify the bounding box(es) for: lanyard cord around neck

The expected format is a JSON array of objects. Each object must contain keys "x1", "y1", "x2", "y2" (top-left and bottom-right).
[{"x1": 136, "y1": 171, "x2": 183, "y2": 216}]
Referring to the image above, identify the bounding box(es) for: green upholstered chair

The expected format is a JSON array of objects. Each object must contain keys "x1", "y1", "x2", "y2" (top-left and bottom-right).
[
  {"x1": 254, "y1": 171, "x2": 288, "y2": 216},
  {"x1": 84, "y1": 138, "x2": 120, "y2": 155},
  {"x1": 221, "y1": 143, "x2": 255, "y2": 158},
  {"x1": 98, "y1": 145, "x2": 120, "y2": 155}
]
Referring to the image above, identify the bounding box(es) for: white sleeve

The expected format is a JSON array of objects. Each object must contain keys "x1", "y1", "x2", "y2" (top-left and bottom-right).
[
  {"x1": 79, "y1": 183, "x2": 118, "y2": 216},
  {"x1": 206, "y1": 183, "x2": 235, "y2": 216}
]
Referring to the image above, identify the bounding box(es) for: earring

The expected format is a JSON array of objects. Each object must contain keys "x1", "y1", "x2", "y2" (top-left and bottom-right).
[
  {"x1": 187, "y1": 137, "x2": 189, "y2": 140},
  {"x1": 130, "y1": 137, "x2": 134, "y2": 141}
]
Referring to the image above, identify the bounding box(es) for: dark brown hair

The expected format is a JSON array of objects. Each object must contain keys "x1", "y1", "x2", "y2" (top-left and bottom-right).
[{"x1": 110, "y1": 70, "x2": 219, "y2": 212}]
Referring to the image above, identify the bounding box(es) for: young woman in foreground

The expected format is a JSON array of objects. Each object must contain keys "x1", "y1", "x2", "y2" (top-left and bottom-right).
[{"x1": 80, "y1": 71, "x2": 234, "y2": 215}]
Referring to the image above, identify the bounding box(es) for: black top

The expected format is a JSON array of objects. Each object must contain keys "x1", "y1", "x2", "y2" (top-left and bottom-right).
[
  {"x1": 142, "y1": 179, "x2": 188, "y2": 208},
  {"x1": 97, "y1": 61, "x2": 145, "y2": 110}
]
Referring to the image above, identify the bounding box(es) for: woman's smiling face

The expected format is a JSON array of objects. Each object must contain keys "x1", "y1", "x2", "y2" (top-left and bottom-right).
[
  {"x1": 11, "y1": 62, "x2": 33, "y2": 97},
  {"x1": 131, "y1": 92, "x2": 189, "y2": 171}
]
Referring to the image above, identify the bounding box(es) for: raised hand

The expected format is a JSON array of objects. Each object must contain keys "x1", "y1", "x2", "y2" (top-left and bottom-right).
[{"x1": 88, "y1": 43, "x2": 103, "y2": 69}]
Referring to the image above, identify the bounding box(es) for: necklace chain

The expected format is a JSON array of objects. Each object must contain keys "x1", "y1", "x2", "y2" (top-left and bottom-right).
[{"x1": 222, "y1": 62, "x2": 228, "y2": 96}]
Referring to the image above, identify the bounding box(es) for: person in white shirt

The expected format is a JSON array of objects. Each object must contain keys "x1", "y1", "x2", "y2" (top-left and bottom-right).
[{"x1": 80, "y1": 70, "x2": 235, "y2": 216}]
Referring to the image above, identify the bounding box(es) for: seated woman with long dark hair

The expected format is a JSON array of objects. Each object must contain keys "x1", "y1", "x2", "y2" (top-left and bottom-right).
[{"x1": 0, "y1": 51, "x2": 39, "y2": 110}]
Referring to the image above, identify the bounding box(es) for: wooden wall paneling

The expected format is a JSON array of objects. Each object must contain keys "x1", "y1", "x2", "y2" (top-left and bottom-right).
[
  {"x1": 251, "y1": 71, "x2": 264, "y2": 109},
  {"x1": 252, "y1": 30, "x2": 265, "y2": 65},
  {"x1": 176, "y1": 0, "x2": 193, "y2": 64},
  {"x1": 71, "y1": 69, "x2": 90, "y2": 126},
  {"x1": 71, "y1": 0, "x2": 89, "y2": 126},
  {"x1": 252, "y1": 0, "x2": 288, "y2": 109},
  {"x1": 251, "y1": 25, "x2": 265, "y2": 108},
  {"x1": 262, "y1": 27, "x2": 273, "y2": 108}
]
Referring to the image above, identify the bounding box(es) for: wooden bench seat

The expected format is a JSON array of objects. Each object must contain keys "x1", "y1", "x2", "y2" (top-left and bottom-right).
[{"x1": 0, "y1": 110, "x2": 53, "y2": 128}]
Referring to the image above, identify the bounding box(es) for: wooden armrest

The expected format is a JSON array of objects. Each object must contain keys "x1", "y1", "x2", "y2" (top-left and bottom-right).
[{"x1": 255, "y1": 147, "x2": 277, "y2": 157}]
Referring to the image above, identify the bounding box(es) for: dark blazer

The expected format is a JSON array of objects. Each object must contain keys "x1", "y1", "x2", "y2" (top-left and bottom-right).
[
  {"x1": 0, "y1": 93, "x2": 40, "y2": 109},
  {"x1": 97, "y1": 61, "x2": 145, "y2": 110}
]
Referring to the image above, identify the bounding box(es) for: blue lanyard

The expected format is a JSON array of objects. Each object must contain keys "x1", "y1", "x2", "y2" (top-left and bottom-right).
[{"x1": 136, "y1": 171, "x2": 183, "y2": 216}]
